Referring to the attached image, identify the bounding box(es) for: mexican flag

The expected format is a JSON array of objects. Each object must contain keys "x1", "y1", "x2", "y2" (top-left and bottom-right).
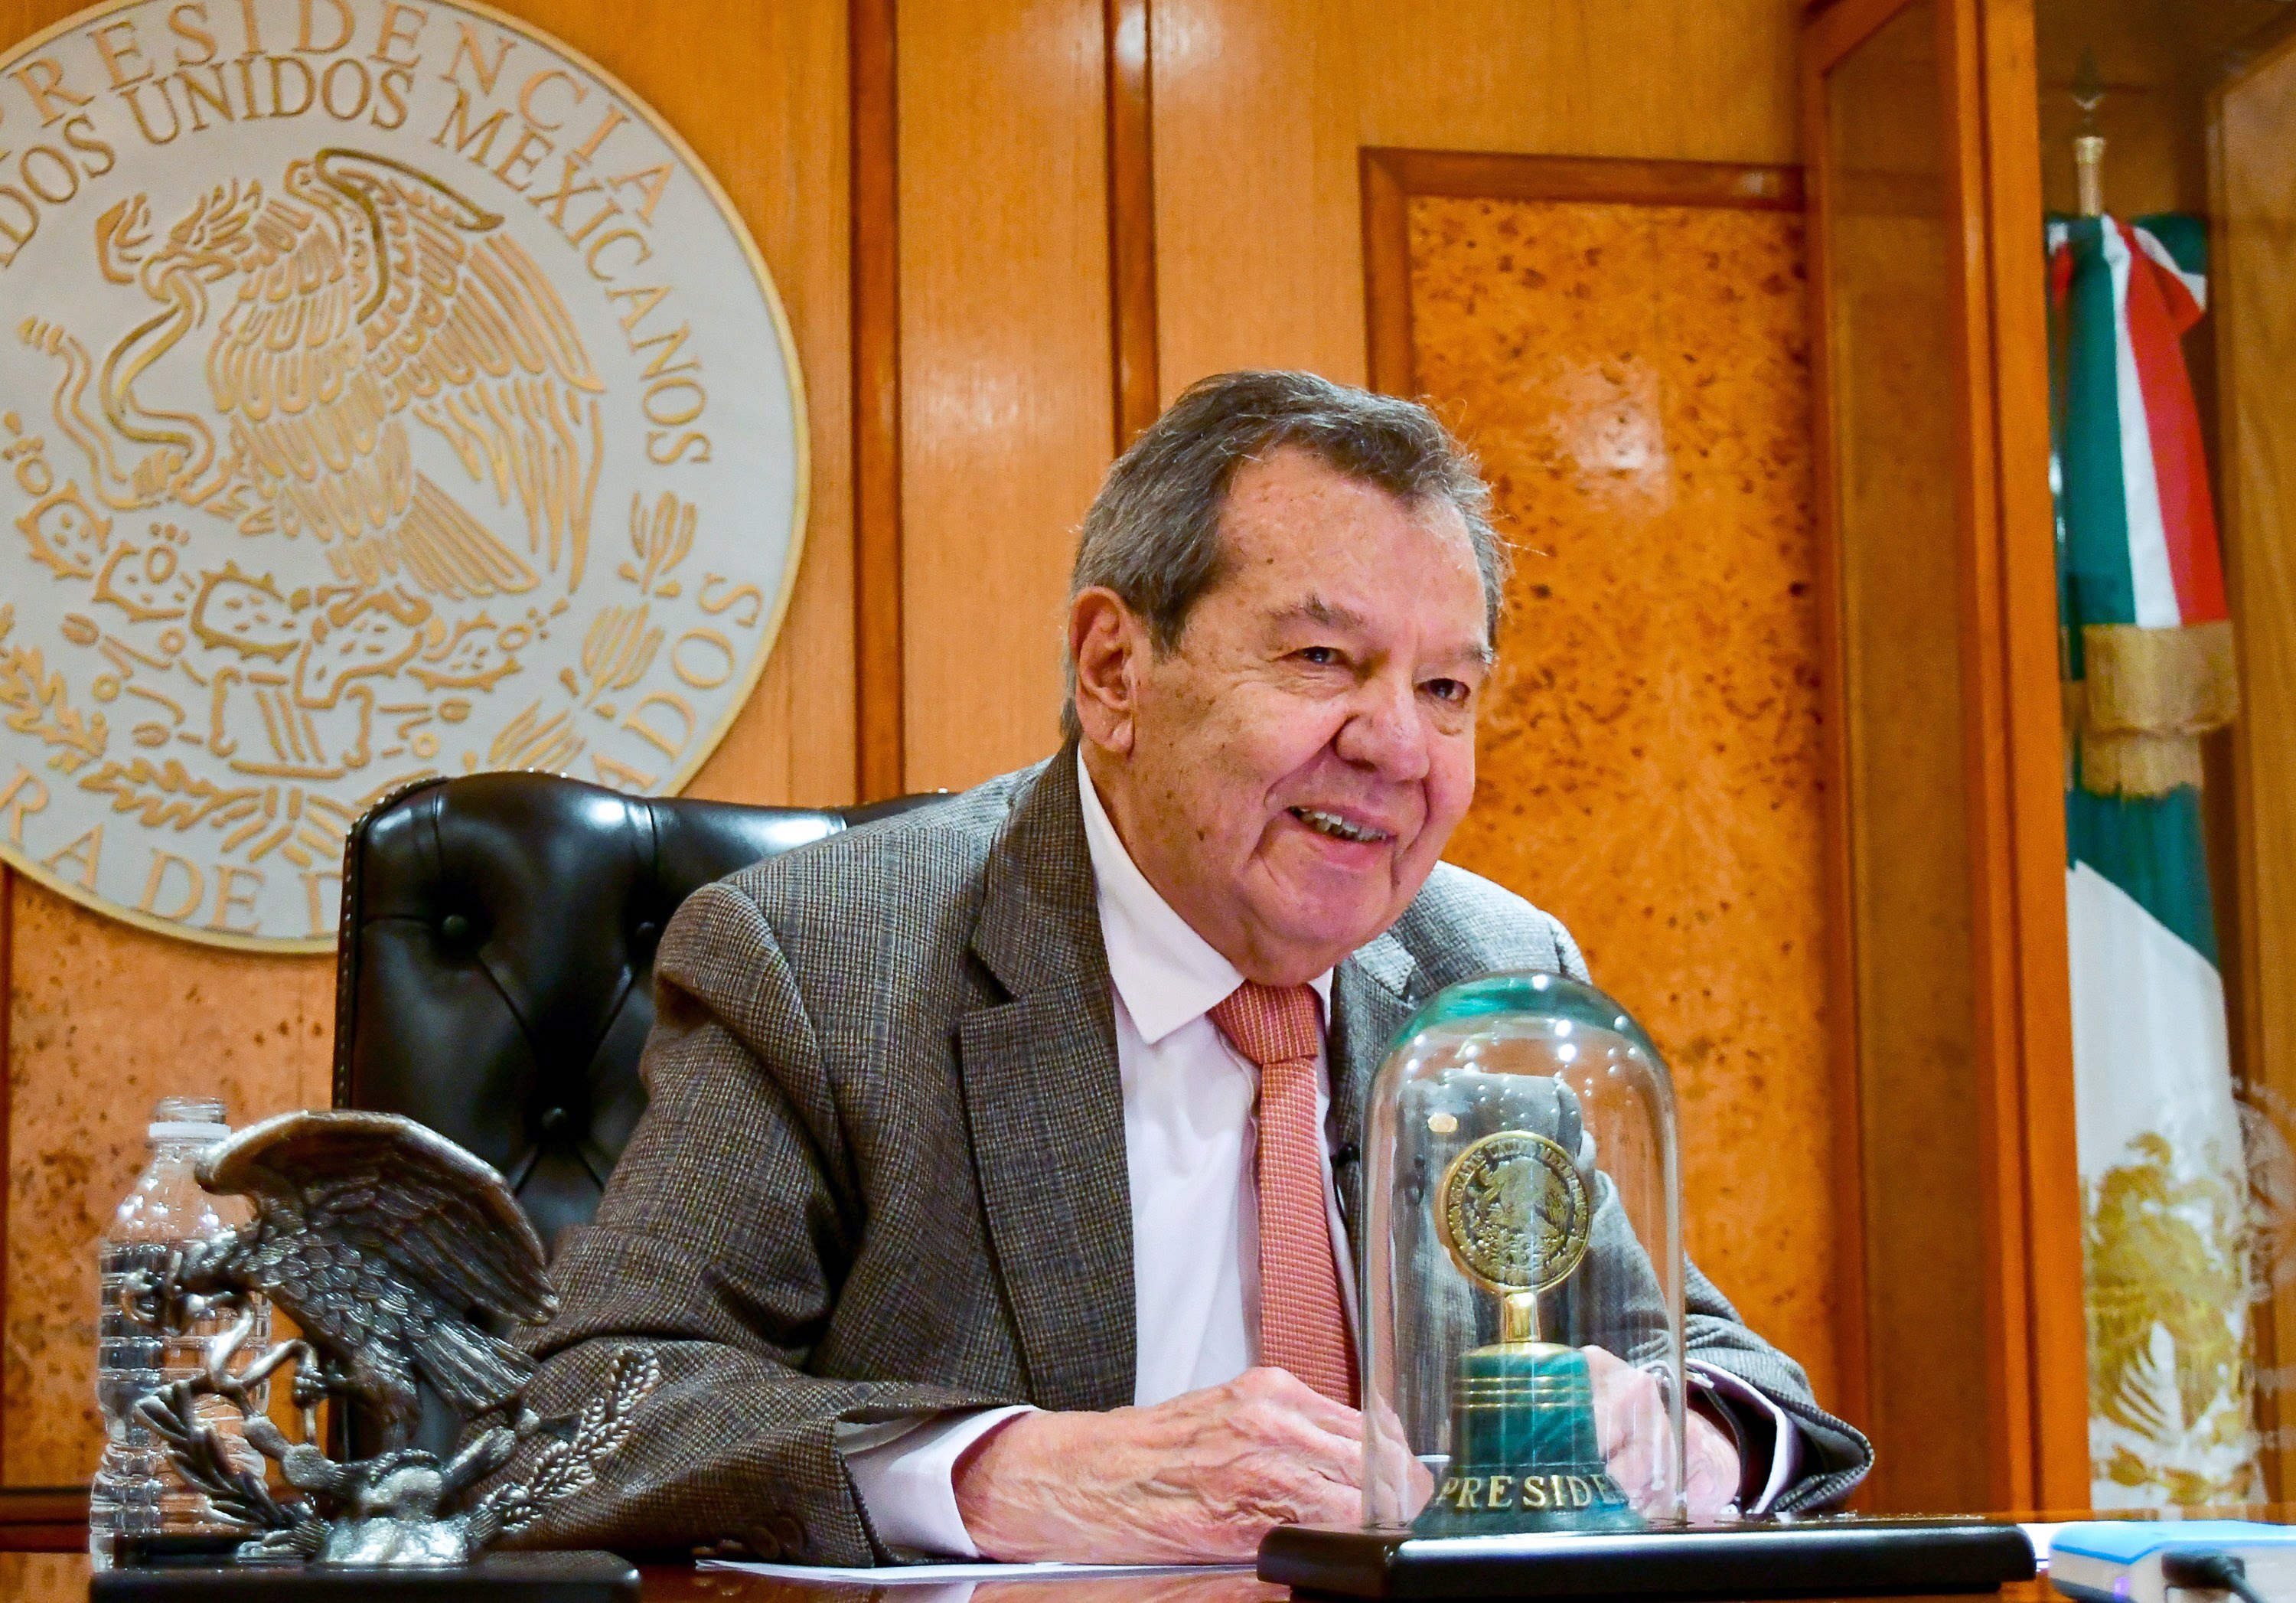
[{"x1": 2049, "y1": 214, "x2": 2257, "y2": 1507}]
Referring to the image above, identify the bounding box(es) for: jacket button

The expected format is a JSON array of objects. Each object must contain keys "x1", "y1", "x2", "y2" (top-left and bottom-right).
[
  {"x1": 439, "y1": 912, "x2": 471, "y2": 944},
  {"x1": 539, "y1": 1105, "x2": 572, "y2": 1135}
]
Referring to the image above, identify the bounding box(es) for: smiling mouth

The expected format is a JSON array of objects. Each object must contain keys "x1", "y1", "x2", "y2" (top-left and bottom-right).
[{"x1": 1290, "y1": 806, "x2": 1394, "y2": 845}]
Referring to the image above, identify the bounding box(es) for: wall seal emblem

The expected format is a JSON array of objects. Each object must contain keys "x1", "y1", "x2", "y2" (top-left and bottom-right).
[{"x1": 0, "y1": 0, "x2": 807, "y2": 950}]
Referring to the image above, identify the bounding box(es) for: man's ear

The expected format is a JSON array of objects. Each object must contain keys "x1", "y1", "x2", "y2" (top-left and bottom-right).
[{"x1": 1069, "y1": 587, "x2": 1143, "y2": 756}]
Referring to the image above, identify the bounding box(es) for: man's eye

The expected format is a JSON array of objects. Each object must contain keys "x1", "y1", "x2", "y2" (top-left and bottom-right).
[
  {"x1": 1296, "y1": 646, "x2": 1342, "y2": 666},
  {"x1": 1424, "y1": 678, "x2": 1472, "y2": 706}
]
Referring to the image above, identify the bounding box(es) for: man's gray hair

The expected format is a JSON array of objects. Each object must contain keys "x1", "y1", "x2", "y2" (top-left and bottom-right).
[{"x1": 1063, "y1": 370, "x2": 1505, "y2": 737}]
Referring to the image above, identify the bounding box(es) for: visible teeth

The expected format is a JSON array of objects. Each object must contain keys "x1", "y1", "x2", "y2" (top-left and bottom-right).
[{"x1": 1293, "y1": 807, "x2": 1387, "y2": 844}]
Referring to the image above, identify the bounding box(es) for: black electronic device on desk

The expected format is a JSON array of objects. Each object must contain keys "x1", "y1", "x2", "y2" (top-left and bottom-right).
[
  {"x1": 84, "y1": 1110, "x2": 647, "y2": 1603},
  {"x1": 1290, "y1": 975, "x2": 2016, "y2": 1600},
  {"x1": 1260, "y1": 1518, "x2": 2039, "y2": 1599}
]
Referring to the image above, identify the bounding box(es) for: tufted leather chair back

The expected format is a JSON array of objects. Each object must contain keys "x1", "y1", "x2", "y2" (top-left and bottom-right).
[{"x1": 333, "y1": 770, "x2": 945, "y2": 1249}]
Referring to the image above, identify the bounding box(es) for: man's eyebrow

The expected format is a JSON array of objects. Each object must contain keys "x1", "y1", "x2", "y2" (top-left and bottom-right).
[
  {"x1": 1270, "y1": 597, "x2": 1495, "y2": 669},
  {"x1": 1268, "y1": 597, "x2": 1368, "y2": 631},
  {"x1": 1432, "y1": 639, "x2": 1497, "y2": 672}
]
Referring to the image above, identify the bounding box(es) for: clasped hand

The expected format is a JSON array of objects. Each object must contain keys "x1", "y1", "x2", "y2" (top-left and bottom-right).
[{"x1": 952, "y1": 1358, "x2": 1741, "y2": 1563}]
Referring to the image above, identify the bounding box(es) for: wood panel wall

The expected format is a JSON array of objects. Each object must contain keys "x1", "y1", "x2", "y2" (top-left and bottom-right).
[
  {"x1": 0, "y1": 0, "x2": 856, "y2": 1487},
  {"x1": 0, "y1": 0, "x2": 1824, "y2": 1493},
  {"x1": 2213, "y1": 18, "x2": 2296, "y2": 1508},
  {"x1": 1813, "y1": 1, "x2": 1991, "y2": 1518},
  {"x1": 0, "y1": 1551, "x2": 77, "y2": 1603},
  {"x1": 895, "y1": 0, "x2": 1113, "y2": 792},
  {"x1": 1149, "y1": 0, "x2": 1802, "y2": 395},
  {"x1": 1801, "y1": 0, "x2": 2089, "y2": 1513}
]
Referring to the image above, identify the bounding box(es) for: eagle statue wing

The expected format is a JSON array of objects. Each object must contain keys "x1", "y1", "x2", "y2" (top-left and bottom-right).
[
  {"x1": 205, "y1": 147, "x2": 604, "y2": 597},
  {"x1": 198, "y1": 1109, "x2": 556, "y2": 1328},
  {"x1": 194, "y1": 1112, "x2": 556, "y2": 1433}
]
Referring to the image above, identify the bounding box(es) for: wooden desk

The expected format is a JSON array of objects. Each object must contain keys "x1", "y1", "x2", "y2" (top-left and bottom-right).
[
  {"x1": 0, "y1": 1487, "x2": 2062, "y2": 1603},
  {"x1": 0, "y1": 1553, "x2": 2056, "y2": 1603},
  {"x1": 654, "y1": 1573, "x2": 2052, "y2": 1603}
]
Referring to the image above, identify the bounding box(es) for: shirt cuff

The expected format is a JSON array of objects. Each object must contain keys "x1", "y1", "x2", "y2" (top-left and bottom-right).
[
  {"x1": 1687, "y1": 1361, "x2": 1803, "y2": 1516},
  {"x1": 842, "y1": 1405, "x2": 1035, "y2": 1558}
]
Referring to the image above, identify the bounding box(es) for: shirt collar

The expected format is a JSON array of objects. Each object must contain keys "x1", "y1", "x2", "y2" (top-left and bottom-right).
[{"x1": 1077, "y1": 749, "x2": 1332, "y2": 1047}]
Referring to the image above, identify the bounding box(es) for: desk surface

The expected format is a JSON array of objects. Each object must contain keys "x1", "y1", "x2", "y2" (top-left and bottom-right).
[{"x1": 0, "y1": 1553, "x2": 2058, "y2": 1603}]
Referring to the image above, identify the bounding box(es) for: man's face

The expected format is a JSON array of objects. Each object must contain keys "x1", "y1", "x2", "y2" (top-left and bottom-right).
[{"x1": 1074, "y1": 447, "x2": 1491, "y2": 984}]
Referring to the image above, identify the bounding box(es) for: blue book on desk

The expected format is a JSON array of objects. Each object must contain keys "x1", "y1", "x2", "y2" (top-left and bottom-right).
[{"x1": 2051, "y1": 1520, "x2": 2296, "y2": 1603}]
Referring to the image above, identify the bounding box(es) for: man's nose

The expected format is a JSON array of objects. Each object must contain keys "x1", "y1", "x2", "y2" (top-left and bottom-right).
[{"x1": 1334, "y1": 671, "x2": 1432, "y2": 781}]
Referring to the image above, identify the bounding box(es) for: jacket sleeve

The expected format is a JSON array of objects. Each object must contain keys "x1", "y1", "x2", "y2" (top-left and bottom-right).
[
  {"x1": 504, "y1": 881, "x2": 1011, "y2": 1565},
  {"x1": 1553, "y1": 906, "x2": 1873, "y2": 1513},
  {"x1": 1678, "y1": 1265, "x2": 1873, "y2": 1513},
  {"x1": 1552, "y1": 1164, "x2": 1872, "y2": 1513}
]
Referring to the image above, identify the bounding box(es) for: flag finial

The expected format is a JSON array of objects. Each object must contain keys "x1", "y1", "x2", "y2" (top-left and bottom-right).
[{"x1": 2073, "y1": 47, "x2": 2107, "y2": 217}]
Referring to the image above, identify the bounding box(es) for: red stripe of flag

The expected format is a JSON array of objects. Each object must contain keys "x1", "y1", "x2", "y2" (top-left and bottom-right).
[{"x1": 2118, "y1": 222, "x2": 2229, "y2": 625}]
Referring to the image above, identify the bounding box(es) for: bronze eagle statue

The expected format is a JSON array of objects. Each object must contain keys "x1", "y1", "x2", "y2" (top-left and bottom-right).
[{"x1": 130, "y1": 1109, "x2": 558, "y2": 1451}]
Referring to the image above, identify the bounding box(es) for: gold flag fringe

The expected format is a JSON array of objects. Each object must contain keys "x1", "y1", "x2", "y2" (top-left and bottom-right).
[
  {"x1": 2085, "y1": 619, "x2": 2239, "y2": 735},
  {"x1": 2065, "y1": 620, "x2": 2238, "y2": 799}
]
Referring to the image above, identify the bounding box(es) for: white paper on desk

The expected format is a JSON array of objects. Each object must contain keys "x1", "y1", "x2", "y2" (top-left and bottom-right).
[{"x1": 698, "y1": 1559, "x2": 1254, "y2": 1583}]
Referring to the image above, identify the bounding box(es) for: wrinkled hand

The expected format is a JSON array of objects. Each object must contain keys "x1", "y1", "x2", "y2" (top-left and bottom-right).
[
  {"x1": 1582, "y1": 1347, "x2": 1740, "y2": 1521},
  {"x1": 953, "y1": 1367, "x2": 1365, "y2": 1562}
]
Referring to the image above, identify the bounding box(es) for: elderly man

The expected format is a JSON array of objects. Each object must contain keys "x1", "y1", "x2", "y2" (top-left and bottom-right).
[{"x1": 520, "y1": 371, "x2": 1872, "y2": 1565}]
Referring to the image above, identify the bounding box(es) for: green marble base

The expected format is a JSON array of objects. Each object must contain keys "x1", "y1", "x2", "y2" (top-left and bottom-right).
[{"x1": 1411, "y1": 1341, "x2": 1647, "y2": 1537}]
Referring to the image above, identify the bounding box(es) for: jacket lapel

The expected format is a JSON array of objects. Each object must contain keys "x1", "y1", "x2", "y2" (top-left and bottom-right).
[
  {"x1": 1329, "y1": 931, "x2": 1422, "y2": 1244},
  {"x1": 957, "y1": 749, "x2": 1137, "y2": 1412}
]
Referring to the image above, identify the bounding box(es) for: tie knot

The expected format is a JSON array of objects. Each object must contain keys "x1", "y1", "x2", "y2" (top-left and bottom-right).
[{"x1": 1209, "y1": 981, "x2": 1322, "y2": 1070}]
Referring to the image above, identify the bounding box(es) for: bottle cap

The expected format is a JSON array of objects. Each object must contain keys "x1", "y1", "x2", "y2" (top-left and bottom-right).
[{"x1": 149, "y1": 1095, "x2": 229, "y2": 1141}]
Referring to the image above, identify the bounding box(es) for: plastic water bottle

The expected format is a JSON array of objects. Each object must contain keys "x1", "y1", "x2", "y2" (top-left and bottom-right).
[{"x1": 89, "y1": 1096, "x2": 271, "y2": 1570}]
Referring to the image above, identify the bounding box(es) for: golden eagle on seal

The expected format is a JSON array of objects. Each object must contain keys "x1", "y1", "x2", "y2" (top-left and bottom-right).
[{"x1": 24, "y1": 148, "x2": 604, "y2": 598}]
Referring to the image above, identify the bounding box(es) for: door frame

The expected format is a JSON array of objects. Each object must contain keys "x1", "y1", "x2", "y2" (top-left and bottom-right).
[{"x1": 1801, "y1": 0, "x2": 2088, "y2": 1514}]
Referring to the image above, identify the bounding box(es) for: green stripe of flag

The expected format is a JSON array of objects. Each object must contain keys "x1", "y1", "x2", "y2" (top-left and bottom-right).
[
  {"x1": 2065, "y1": 785, "x2": 2219, "y2": 965},
  {"x1": 2055, "y1": 216, "x2": 2141, "y2": 642}
]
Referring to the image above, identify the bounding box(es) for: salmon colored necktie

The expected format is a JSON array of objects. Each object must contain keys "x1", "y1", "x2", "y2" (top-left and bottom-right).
[{"x1": 1209, "y1": 980, "x2": 1356, "y2": 1405}]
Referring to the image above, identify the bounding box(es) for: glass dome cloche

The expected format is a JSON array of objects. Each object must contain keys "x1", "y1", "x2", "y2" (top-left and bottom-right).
[{"x1": 1359, "y1": 970, "x2": 1686, "y2": 1536}]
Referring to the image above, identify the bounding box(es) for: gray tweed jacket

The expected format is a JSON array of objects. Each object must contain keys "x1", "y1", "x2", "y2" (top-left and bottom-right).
[{"x1": 514, "y1": 749, "x2": 1873, "y2": 1564}]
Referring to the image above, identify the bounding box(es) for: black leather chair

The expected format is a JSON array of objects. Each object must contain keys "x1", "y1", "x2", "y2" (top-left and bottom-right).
[
  {"x1": 332, "y1": 771, "x2": 945, "y2": 1250},
  {"x1": 329, "y1": 770, "x2": 944, "y2": 1457}
]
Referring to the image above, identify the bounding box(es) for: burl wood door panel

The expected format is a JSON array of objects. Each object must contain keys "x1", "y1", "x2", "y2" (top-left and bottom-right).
[{"x1": 1414, "y1": 193, "x2": 1840, "y2": 1402}]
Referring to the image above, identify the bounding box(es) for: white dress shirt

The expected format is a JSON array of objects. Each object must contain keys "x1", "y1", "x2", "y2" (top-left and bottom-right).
[{"x1": 844, "y1": 753, "x2": 1797, "y2": 1556}]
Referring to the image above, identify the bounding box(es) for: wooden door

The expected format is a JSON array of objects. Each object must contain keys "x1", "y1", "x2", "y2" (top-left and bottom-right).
[
  {"x1": 2213, "y1": 15, "x2": 2296, "y2": 1508},
  {"x1": 1358, "y1": 148, "x2": 1851, "y2": 1417},
  {"x1": 1802, "y1": 0, "x2": 2087, "y2": 1514}
]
